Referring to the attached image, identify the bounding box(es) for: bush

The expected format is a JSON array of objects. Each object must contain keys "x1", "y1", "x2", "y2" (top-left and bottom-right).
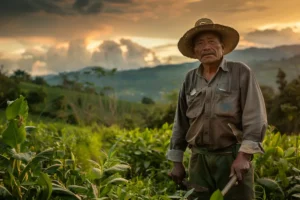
[
  {"x1": 0, "y1": 74, "x2": 20, "y2": 108},
  {"x1": 141, "y1": 96, "x2": 155, "y2": 105},
  {"x1": 26, "y1": 88, "x2": 47, "y2": 105}
]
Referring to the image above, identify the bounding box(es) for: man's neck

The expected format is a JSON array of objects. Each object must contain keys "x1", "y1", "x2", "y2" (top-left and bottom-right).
[
  {"x1": 203, "y1": 64, "x2": 218, "y2": 75},
  {"x1": 200, "y1": 58, "x2": 223, "y2": 82},
  {"x1": 202, "y1": 59, "x2": 222, "y2": 74}
]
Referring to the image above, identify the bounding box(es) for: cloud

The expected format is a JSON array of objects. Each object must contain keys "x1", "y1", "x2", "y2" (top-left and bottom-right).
[
  {"x1": 0, "y1": 38, "x2": 162, "y2": 75},
  {"x1": 103, "y1": 0, "x2": 133, "y2": 3},
  {"x1": 187, "y1": 0, "x2": 268, "y2": 13},
  {"x1": 92, "y1": 40, "x2": 125, "y2": 69},
  {"x1": 0, "y1": 0, "x2": 106, "y2": 17},
  {"x1": 31, "y1": 60, "x2": 52, "y2": 76},
  {"x1": 73, "y1": 0, "x2": 104, "y2": 15},
  {"x1": 120, "y1": 39, "x2": 160, "y2": 67},
  {"x1": 73, "y1": 0, "x2": 90, "y2": 10},
  {"x1": 2, "y1": 39, "x2": 92, "y2": 75},
  {"x1": 2, "y1": 0, "x2": 300, "y2": 60},
  {"x1": 0, "y1": 15, "x2": 114, "y2": 41},
  {"x1": 152, "y1": 44, "x2": 177, "y2": 50},
  {"x1": 1, "y1": 0, "x2": 66, "y2": 16},
  {"x1": 244, "y1": 28, "x2": 300, "y2": 46},
  {"x1": 92, "y1": 39, "x2": 161, "y2": 69}
]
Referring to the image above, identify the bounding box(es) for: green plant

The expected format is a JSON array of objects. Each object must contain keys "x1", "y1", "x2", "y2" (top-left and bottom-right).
[
  {"x1": 253, "y1": 126, "x2": 300, "y2": 199},
  {"x1": 0, "y1": 96, "x2": 53, "y2": 199}
]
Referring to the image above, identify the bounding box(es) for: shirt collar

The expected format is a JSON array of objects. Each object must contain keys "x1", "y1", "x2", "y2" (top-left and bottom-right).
[{"x1": 196, "y1": 57, "x2": 228, "y2": 76}]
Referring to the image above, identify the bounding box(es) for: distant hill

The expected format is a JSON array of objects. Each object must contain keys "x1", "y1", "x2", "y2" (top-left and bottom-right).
[
  {"x1": 44, "y1": 62, "x2": 199, "y2": 102},
  {"x1": 44, "y1": 45, "x2": 300, "y2": 102},
  {"x1": 227, "y1": 44, "x2": 300, "y2": 62}
]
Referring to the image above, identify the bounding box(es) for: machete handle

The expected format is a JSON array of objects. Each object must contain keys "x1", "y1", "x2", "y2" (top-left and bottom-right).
[{"x1": 221, "y1": 175, "x2": 237, "y2": 196}]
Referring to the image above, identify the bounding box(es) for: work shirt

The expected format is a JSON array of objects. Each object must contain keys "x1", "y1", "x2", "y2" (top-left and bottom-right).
[{"x1": 167, "y1": 58, "x2": 267, "y2": 162}]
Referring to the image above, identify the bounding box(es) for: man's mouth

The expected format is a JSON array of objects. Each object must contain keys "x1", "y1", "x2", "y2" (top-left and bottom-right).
[{"x1": 201, "y1": 53, "x2": 215, "y2": 58}]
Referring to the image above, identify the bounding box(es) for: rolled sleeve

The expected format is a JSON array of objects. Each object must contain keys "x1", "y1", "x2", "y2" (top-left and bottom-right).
[
  {"x1": 240, "y1": 64, "x2": 268, "y2": 154},
  {"x1": 167, "y1": 149, "x2": 185, "y2": 162},
  {"x1": 239, "y1": 140, "x2": 264, "y2": 154},
  {"x1": 166, "y1": 82, "x2": 190, "y2": 162}
]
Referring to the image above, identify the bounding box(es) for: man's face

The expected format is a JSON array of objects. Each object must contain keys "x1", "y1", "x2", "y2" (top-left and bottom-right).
[{"x1": 193, "y1": 32, "x2": 224, "y2": 64}]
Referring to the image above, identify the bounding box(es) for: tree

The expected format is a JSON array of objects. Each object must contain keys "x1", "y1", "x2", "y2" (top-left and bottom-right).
[
  {"x1": 269, "y1": 75, "x2": 300, "y2": 133},
  {"x1": 10, "y1": 69, "x2": 31, "y2": 82},
  {"x1": 141, "y1": 96, "x2": 155, "y2": 105},
  {"x1": 276, "y1": 68, "x2": 287, "y2": 92},
  {"x1": 32, "y1": 77, "x2": 48, "y2": 85},
  {"x1": 260, "y1": 85, "x2": 275, "y2": 113}
]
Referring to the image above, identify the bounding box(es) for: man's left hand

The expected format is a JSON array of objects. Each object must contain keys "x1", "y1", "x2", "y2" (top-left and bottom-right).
[{"x1": 230, "y1": 152, "x2": 251, "y2": 181}]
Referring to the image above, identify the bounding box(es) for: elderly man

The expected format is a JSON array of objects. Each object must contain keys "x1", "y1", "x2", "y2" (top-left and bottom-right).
[{"x1": 167, "y1": 18, "x2": 267, "y2": 200}]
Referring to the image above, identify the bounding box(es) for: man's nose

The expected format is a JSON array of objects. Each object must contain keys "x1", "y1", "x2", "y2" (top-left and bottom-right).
[{"x1": 202, "y1": 42, "x2": 212, "y2": 50}]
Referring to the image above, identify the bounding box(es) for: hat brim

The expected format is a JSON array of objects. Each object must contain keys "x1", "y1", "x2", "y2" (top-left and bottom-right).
[{"x1": 178, "y1": 24, "x2": 239, "y2": 59}]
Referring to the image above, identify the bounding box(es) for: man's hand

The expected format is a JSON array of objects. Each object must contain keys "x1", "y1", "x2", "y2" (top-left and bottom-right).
[
  {"x1": 168, "y1": 162, "x2": 186, "y2": 184},
  {"x1": 230, "y1": 152, "x2": 251, "y2": 181}
]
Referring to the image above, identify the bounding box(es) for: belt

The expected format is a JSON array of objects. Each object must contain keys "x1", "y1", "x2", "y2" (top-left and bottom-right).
[{"x1": 191, "y1": 144, "x2": 241, "y2": 155}]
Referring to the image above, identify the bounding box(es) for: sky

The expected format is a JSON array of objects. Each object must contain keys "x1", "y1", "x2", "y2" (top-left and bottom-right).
[{"x1": 1, "y1": 0, "x2": 300, "y2": 76}]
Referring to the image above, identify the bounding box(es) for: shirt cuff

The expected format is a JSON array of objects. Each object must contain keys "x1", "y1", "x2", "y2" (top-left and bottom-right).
[
  {"x1": 166, "y1": 149, "x2": 184, "y2": 162},
  {"x1": 239, "y1": 140, "x2": 264, "y2": 154}
]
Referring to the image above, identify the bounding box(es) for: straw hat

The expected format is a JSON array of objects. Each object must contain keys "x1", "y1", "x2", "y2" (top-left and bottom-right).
[{"x1": 178, "y1": 18, "x2": 239, "y2": 59}]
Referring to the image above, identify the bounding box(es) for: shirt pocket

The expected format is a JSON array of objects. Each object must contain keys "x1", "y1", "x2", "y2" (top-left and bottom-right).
[
  {"x1": 186, "y1": 91, "x2": 205, "y2": 119},
  {"x1": 214, "y1": 88, "x2": 240, "y2": 117}
]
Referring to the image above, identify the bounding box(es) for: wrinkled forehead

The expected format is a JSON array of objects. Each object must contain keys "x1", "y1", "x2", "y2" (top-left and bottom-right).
[{"x1": 193, "y1": 31, "x2": 222, "y2": 43}]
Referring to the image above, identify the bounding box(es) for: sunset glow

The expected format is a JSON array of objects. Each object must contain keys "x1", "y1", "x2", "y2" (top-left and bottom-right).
[{"x1": 1, "y1": 0, "x2": 300, "y2": 73}]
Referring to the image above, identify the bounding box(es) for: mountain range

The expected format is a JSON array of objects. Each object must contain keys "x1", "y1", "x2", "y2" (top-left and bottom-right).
[{"x1": 44, "y1": 44, "x2": 300, "y2": 102}]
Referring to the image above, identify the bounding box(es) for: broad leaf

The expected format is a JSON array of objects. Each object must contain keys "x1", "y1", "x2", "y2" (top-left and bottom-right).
[
  {"x1": 32, "y1": 148, "x2": 54, "y2": 163},
  {"x1": 293, "y1": 167, "x2": 300, "y2": 173},
  {"x1": 37, "y1": 172, "x2": 52, "y2": 200},
  {"x1": 13, "y1": 152, "x2": 35, "y2": 163},
  {"x1": 52, "y1": 184, "x2": 81, "y2": 200},
  {"x1": 90, "y1": 168, "x2": 102, "y2": 180},
  {"x1": 44, "y1": 164, "x2": 62, "y2": 174},
  {"x1": 106, "y1": 178, "x2": 128, "y2": 185},
  {"x1": 68, "y1": 185, "x2": 88, "y2": 194},
  {"x1": 285, "y1": 147, "x2": 296, "y2": 157},
  {"x1": 104, "y1": 164, "x2": 130, "y2": 173},
  {"x1": 257, "y1": 178, "x2": 284, "y2": 197},
  {"x1": 20, "y1": 148, "x2": 54, "y2": 182},
  {"x1": 292, "y1": 193, "x2": 300, "y2": 199},
  {"x1": 288, "y1": 185, "x2": 300, "y2": 197},
  {"x1": 6, "y1": 95, "x2": 28, "y2": 120},
  {"x1": 87, "y1": 159, "x2": 100, "y2": 168},
  {"x1": 2, "y1": 120, "x2": 26, "y2": 148},
  {"x1": 210, "y1": 189, "x2": 223, "y2": 200},
  {"x1": 183, "y1": 188, "x2": 195, "y2": 199},
  {"x1": 101, "y1": 174, "x2": 124, "y2": 186}
]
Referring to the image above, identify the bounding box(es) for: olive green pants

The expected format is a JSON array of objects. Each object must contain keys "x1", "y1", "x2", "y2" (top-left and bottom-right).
[{"x1": 187, "y1": 145, "x2": 254, "y2": 200}]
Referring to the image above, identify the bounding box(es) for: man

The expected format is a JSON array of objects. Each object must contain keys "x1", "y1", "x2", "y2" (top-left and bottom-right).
[{"x1": 167, "y1": 18, "x2": 267, "y2": 200}]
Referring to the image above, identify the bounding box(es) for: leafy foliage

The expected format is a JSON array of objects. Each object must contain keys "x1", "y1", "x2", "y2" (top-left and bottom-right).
[{"x1": 1, "y1": 96, "x2": 299, "y2": 200}]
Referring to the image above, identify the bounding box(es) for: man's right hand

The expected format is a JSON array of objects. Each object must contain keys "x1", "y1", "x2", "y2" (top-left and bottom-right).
[{"x1": 168, "y1": 162, "x2": 186, "y2": 184}]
